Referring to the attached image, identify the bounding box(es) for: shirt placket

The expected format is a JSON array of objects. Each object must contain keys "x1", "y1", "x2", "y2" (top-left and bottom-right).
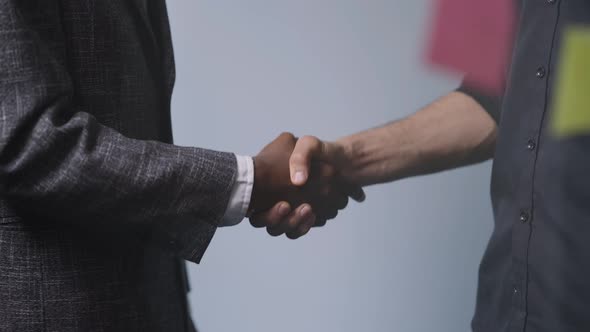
[{"x1": 510, "y1": 0, "x2": 561, "y2": 331}]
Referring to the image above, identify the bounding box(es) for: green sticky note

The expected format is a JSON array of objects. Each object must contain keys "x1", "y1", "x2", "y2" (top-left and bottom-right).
[{"x1": 551, "y1": 26, "x2": 590, "y2": 137}]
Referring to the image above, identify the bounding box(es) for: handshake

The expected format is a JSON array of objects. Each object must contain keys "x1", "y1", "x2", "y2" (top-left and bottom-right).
[{"x1": 246, "y1": 132, "x2": 364, "y2": 239}]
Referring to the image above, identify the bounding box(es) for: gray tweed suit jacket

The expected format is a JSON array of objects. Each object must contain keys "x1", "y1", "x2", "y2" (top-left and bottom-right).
[{"x1": 0, "y1": 1, "x2": 237, "y2": 331}]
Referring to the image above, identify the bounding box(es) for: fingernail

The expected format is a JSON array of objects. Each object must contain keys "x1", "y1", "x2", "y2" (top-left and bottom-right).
[
  {"x1": 278, "y1": 203, "x2": 290, "y2": 216},
  {"x1": 300, "y1": 205, "x2": 311, "y2": 217},
  {"x1": 293, "y1": 171, "x2": 306, "y2": 184}
]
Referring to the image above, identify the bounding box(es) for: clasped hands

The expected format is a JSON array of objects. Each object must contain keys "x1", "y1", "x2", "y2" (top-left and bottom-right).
[{"x1": 247, "y1": 133, "x2": 362, "y2": 239}]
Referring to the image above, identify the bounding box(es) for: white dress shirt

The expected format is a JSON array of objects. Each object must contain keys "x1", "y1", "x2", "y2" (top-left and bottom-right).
[{"x1": 220, "y1": 155, "x2": 254, "y2": 226}]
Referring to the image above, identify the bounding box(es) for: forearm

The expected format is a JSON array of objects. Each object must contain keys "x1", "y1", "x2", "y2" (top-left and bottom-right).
[{"x1": 339, "y1": 91, "x2": 497, "y2": 186}]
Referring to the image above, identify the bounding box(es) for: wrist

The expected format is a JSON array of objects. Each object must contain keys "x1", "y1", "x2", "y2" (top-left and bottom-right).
[
  {"x1": 336, "y1": 129, "x2": 406, "y2": 186},
  {"x1": 337, "y1": 136, "x2": 360, "y2": 164},
  {"x1": 335, "y1": 136, "x2": 365, "y2": 181},
  {"x1": 248, "y1": 156, "x2": 259, "y2": 214},
  {"x1": 248, "y1": 155, "x2": 271, "y2": 214}
]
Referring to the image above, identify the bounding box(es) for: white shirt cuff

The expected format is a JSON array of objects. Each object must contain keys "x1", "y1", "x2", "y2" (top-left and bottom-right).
[{"x1": 220, "y1": 155, "x2": 254, "y2": 227}]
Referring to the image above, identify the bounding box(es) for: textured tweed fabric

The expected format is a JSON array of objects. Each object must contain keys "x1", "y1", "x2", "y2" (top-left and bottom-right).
[{"x1": 0, "y1": 1, "x2": 236, "y2": 330}]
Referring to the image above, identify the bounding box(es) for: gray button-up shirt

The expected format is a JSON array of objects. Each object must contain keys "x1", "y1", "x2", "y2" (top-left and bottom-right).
[{"x1": 459, "y1": 1, "x2": 590, "y2": 331}]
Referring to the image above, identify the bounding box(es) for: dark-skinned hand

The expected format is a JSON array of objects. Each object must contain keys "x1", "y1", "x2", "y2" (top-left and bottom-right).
[{"x1": 248, "y1": 133, "x2": 365, "y2": 239}]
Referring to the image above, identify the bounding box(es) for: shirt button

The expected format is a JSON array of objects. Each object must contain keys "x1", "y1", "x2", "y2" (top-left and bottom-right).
[
  {"x1": 527, "y1": 139, "x2": 536, "y2": 151},
  {"x1": 513, "y1": 288, "x2": 519, "y2": 294},
  {"x1": 547, "y1": 0, "x2": 556, "y2": 4},
  {"x1": 520, "y1": 211, "x2": 530, "y2": 223},
  {"x1": 536, "y1": 67, "x2": 546, "y2": 79}
]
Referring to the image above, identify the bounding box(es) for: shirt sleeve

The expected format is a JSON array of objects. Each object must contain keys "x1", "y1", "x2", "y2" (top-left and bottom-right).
[
  {"x1": 456, "y1": 80, "x2": 503, "y2": 125},
  {"x1": 220, "y1": 155, "x2": 254, "y2": 226}
]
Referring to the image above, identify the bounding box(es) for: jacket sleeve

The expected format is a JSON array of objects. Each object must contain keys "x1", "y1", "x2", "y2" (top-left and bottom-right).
[{"x1": 0, "y1": 1, "x2": 237, "y2": 263}]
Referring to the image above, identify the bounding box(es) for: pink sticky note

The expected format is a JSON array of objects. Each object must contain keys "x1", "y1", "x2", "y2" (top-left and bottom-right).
[{"x1": 426, "y1": 0, "x2": 517, "y2": 95}]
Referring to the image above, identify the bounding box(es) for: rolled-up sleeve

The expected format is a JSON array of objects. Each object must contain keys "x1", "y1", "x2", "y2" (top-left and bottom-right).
[{"x1": 456, "y1": 81, "x2": 503, "y2": 125}]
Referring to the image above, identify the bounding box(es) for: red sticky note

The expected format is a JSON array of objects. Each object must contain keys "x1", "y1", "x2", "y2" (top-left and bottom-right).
[{"x1": 426, "y1": 0, "x2": 517, "y2": 95}]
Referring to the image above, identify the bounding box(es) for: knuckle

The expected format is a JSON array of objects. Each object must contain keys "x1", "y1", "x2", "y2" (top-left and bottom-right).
[
  {"x1": 301, "y1": 135, "x2": 320, "y2": 148},
  {"x1": 301, "y1": 135, "x2": 317, "y2": 142},
  {"x1": 290, "y1": 153, "x2": 306, "y2": 164},
  {"x1": 280, "y1": 132, "x2": 295, "y2": 139},
  {"x1": 287, "y1": 217, "x2": 300, "y2": 230}
]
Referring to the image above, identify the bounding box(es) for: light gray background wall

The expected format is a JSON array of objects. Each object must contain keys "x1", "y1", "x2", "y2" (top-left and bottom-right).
[{"x1": 167, "y1": 1, "x2": 494, "y2": 331}]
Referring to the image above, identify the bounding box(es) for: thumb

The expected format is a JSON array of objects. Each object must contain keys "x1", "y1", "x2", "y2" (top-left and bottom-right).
[{"x1": 289, "y1": 136, "x2": 332, "y2": 186}]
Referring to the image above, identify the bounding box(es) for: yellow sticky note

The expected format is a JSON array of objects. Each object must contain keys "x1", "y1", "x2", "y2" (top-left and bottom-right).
[{"x1": 551, "y1": 27, "x2": 590, "y2": 137}]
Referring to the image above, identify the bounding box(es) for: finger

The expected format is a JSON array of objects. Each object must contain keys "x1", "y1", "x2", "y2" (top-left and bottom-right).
[
  {"x1": 249, "y1": 202, "x2": 291, "y2": 228},
  {"x1": 313, "y1": 219, "x2": 327, "y2": 227},
  {"x1": 289, "y1": 136, "x2": 324, "y2": 186},
  {"x1": 307, "y1": 162, "x2": 336, "y2": 184},
  {"x1": 284, "y1": 204, "x2": 313, "y2": 234},
  {"x1": 334, "y1": 194, "x2": 349, "y2": 210},
  {"x1": 313, "y1": 185, "x2": 348, "y2": 213},
  {"x1": 335, "y1": 178, "x2": 366, "y2": 202},
  {"x1": 319, "y1": 209, "x2": 338, "y2": 220},
  {"x1": 349, "y1": 186, "x2": 366, "y2": 202},
  {"x1": 294, "y1": 213, "x2": 317, "y2": 238},
  {"x1": 267, "y1": 204, "x2": 313, "y2": 236},
  {"x1": 314, "y1": 196, "x2": 348, "y2": 218},
  {"x1": 267, "y1": 225, "x2": 285, "y2": 237},
  {"x1": 287, "y1": 213, "x2": 316, "y2": 240},
  {"x1": 312, "y1": 190, "x2": 340, "y2": 219}
]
